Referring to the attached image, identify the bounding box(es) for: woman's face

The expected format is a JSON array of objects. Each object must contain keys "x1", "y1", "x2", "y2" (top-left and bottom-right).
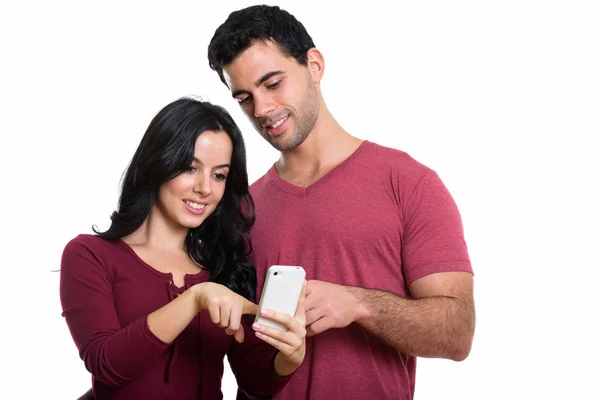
[{"x1": 156, "y1": 130, "x2": 233, "y2": 230}]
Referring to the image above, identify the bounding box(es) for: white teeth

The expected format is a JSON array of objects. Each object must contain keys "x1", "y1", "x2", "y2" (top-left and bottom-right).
[
  {"x1": 270, "y1": 116, "x2": 286, "y2": 129},
  {"x1": 185, "y1": 200, "x2": 206, "y2": 210}
]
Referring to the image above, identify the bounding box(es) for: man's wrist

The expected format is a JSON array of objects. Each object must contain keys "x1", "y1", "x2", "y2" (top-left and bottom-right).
[{"x1": 343, "y1": 285, "x2": 373, "y2": 323}]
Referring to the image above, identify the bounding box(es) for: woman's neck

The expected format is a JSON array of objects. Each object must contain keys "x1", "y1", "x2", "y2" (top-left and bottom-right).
[{"x1": 123, "y1": 206, "x2": 188, "y2": 252}]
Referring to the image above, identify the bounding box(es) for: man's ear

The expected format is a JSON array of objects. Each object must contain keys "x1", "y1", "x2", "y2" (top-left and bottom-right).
[{"x1": 306, "y1": 48, "x2": 325, "y2": 83}]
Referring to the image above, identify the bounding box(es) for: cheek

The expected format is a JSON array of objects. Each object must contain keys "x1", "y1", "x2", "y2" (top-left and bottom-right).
[
  {"x1": 172, "y1": 175, "x2": 196, "y2": 192},
  {"x1": 240, "y1": 105, "x2": 255, "y2": 120},
  {"x1": 158, "y1": 184, "x2": 174, "y2": 201},
  {"x1": 212, "y1": 183, "x2": 227, "y2": 202},
  {"x1": 278, "y1": 81, "x2": 298, "y2": 104},
  {"x1": 160, "y1": 177, "x2": 193, "y2": 202}
]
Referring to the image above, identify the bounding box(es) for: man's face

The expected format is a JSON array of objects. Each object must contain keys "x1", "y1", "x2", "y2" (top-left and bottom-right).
[{"x1": 223, "y1": 40, "x2": 320, "y2": 152}]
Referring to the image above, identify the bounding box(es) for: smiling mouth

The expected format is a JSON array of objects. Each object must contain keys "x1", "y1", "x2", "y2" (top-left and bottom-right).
[
  {"x1": 267, "y1": 116, "x2": 287, "y2": 129},
  {"x1": 264, "y1": 115, "x2": 289, "y2": 137},
  {"x1": 184, "y1": 200, "x2": 206, "y2": 210}
]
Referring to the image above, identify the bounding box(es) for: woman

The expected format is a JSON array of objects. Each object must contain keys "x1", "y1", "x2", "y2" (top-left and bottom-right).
[{"x1": 60, "y1": 97, "x2": 306, "y2": 399}]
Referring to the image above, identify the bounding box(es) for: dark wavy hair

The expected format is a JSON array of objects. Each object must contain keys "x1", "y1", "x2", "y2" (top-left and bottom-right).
[
  {"x1": 94, "y1": 97, "x2": 256, "y2": 299},
  {"x1": 207, "y1": 5, "x2": 316, "y2": 86}
]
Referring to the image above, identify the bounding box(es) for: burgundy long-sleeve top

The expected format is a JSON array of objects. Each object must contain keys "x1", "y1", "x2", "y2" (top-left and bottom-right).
[{"x1": 60, "y1": 234, "x2": 290, "y2": 399}]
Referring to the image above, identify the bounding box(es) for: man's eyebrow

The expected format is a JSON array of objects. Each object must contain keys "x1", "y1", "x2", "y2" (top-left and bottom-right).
[
  {"x1": 192, "y1": 157, "x2": 230, "y2": 169},
  {"x1": 231, "y1": 70, "x2": 285, "y2": 98},
  {"x1": 255, "y1": 70, "x2": 285, "y2": 86}
]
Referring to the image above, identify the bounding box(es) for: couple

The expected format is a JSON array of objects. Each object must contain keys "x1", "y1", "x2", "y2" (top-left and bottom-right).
[{"x1": 61, "y1": 5, "x2": 476, "y2": 400}]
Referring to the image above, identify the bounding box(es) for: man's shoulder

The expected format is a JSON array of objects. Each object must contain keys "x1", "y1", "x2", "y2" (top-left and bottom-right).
[{"x1": 360, "y1": 140, "x2": 432, "y2": 175}]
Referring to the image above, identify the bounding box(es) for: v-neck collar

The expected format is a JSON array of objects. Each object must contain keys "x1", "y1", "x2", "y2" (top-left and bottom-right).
[{"x1": 266, "y1": 140, "x2": 371, "y2": 196}]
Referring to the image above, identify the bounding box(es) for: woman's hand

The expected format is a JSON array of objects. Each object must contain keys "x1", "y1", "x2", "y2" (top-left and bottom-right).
[
  {"x1": 252, "y1": 281, "x2": 307, "y2": 376},
  {"x1": 193, "y1": 282, "x2": 258, "y2": 343}
]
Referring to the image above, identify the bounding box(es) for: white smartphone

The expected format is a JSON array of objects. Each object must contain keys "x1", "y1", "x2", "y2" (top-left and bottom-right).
[{"x1": 255, "y1": 265, "x2": 306, "y2": 331}]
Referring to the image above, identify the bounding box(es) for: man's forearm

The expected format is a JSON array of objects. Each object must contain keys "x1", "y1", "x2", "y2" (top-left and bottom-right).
[{"x1": 347, "y1": 286, "x2": 475, "y2": 361}]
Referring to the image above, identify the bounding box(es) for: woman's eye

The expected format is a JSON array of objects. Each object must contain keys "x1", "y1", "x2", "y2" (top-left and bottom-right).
[{"x1": 213, "y1": 173, "x2": 227, "y2": 181}]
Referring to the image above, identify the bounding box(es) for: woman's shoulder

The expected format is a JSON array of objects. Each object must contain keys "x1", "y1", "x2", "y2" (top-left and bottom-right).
[
  {"x1": 62, "y1": 233, "x2": 123, "y2": 259},
  {"x1": 66, "y1": 233, "x2": 111, "y2": 248},
  {"x1": 61, "y1": 233, "x2": 128, "y2": 277}
]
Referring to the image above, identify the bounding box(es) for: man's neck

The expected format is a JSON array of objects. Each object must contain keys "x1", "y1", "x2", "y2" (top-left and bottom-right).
[{"x1": 275, "y1": 111, "x2": 363, "y2": 187}]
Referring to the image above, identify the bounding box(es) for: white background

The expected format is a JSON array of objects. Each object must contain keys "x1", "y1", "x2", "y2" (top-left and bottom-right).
[{"x1": 1, "y1": 1, "x2": 599, "y2": 399}]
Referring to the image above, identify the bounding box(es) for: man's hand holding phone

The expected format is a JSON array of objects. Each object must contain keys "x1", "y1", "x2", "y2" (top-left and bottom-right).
[{"x1": 303, "y1": 279, "x2": 369, "y2": 337}]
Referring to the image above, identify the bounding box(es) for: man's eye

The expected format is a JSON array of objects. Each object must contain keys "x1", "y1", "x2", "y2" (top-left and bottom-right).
[
  {"x1": 267, "y1": 81, "x2": 281, "y2": 89},
  {"x1": 237, "y1": 97, "x2": 250, "y2": 105}
]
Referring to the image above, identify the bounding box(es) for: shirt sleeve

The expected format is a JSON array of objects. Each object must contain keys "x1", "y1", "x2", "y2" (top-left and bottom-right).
[
  {"x1": 59, "y1": 236, "x2": 170, "y2": 387},
  {"x1": 226, "y1": 316, "x2": 293, "y2": 398},
  {"x1": 399, "y1": 169, "x2": 473, "y2": 284}
]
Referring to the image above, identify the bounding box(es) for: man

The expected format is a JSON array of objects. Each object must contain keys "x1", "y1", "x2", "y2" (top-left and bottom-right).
[{"x1": 208, "y1": 5, "x2": 475, "y2": 399}]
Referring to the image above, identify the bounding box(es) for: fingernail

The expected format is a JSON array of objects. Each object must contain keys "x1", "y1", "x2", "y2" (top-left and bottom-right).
[
  {"x1": 252, "y1": 323, "x2": 261, "y2": 330},
  {"x1": 260, "y1": 309, "x2": 269, "y2": 316},
  {"x1": 255, "y1": 331, "x2": 263, "y2": 337}
]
